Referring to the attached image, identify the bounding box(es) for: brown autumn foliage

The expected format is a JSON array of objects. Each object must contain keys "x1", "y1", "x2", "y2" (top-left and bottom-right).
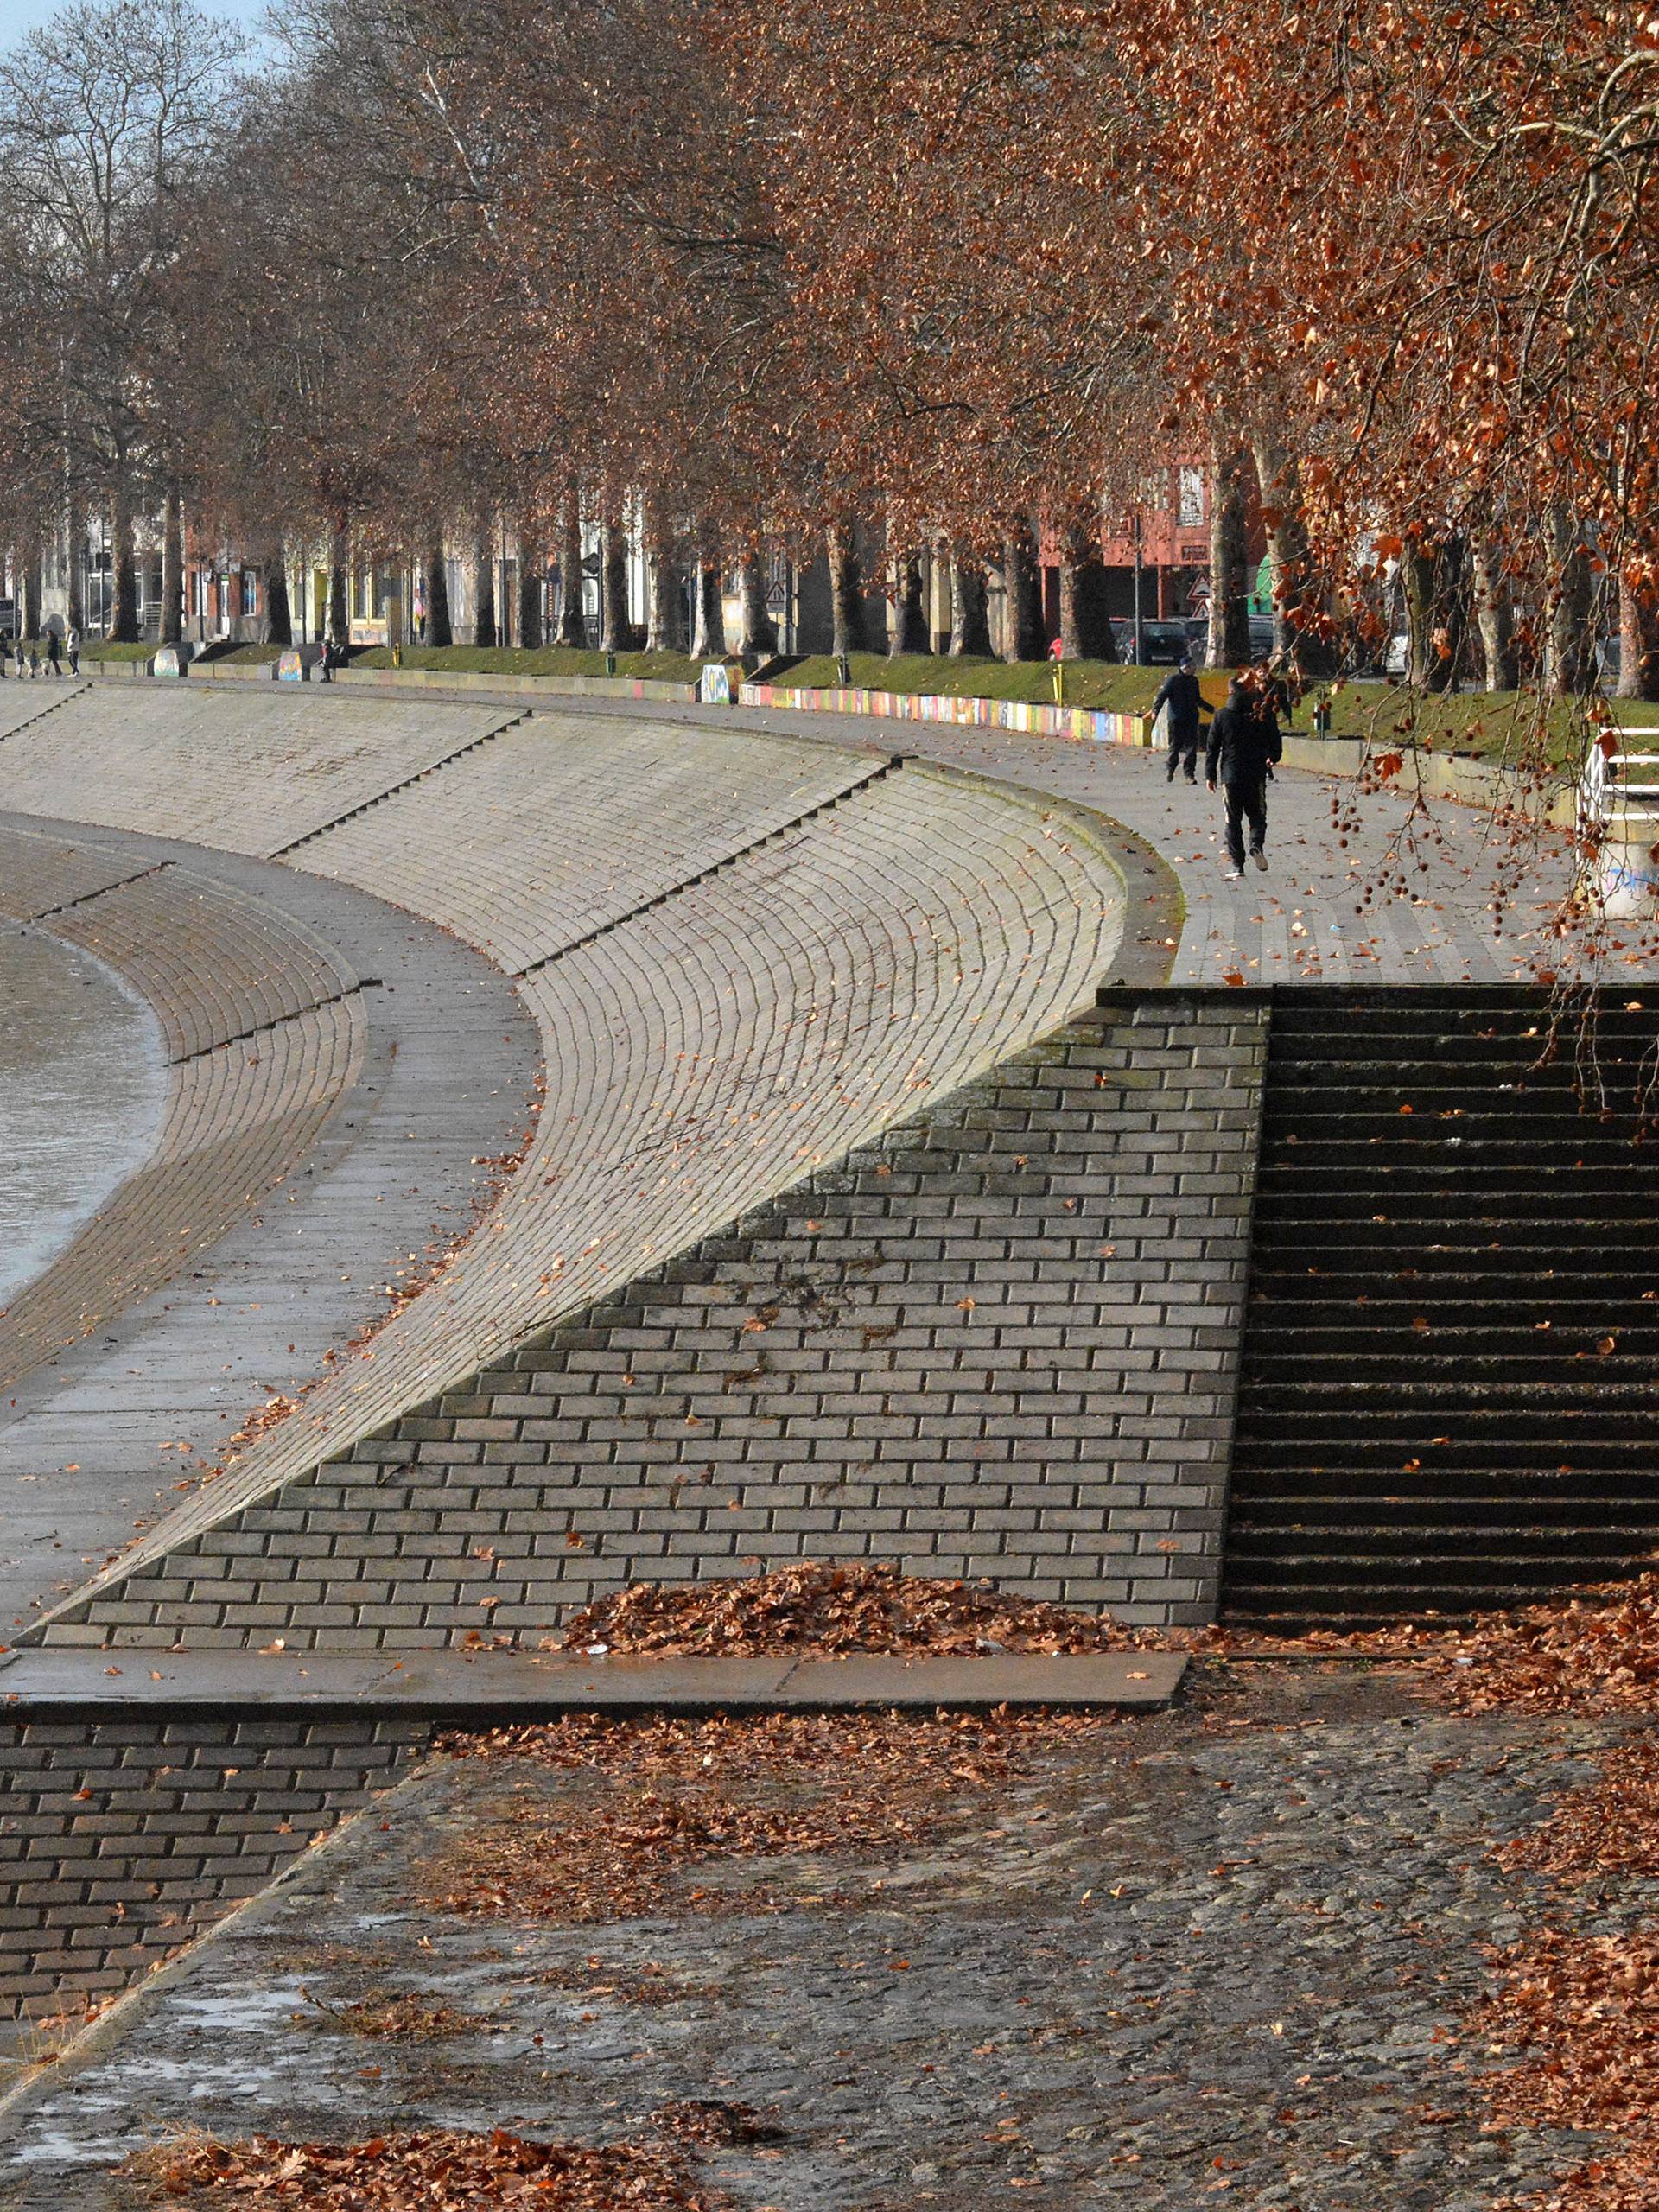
[
  {"x1": 0, "y1": 0, "x2": 1653, "y2": 684},
  {"x1": 122, "y1": 2126, "x2": 725, "y2": 2209},
  {"x1": 431, "y1": 1701, "x2": 1115, "y2": 1922}
]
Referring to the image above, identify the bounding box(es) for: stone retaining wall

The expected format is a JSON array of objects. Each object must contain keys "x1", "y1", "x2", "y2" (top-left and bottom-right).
[
  {"x1": 44, "y1": 992, "x2": 1266, "y2": 1647},
  {"x1": 0, "y1": 1717, "x2": 423, "y2": 2024}
]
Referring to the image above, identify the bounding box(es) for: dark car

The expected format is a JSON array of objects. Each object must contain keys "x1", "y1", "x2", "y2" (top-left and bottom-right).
[{"x1": 1110, "y1": 619, "x2": 1192, "y2": 665}]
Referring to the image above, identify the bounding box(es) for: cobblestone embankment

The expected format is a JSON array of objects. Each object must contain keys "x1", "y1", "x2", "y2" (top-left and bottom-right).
[{"x1": 0, "y1": 1665, "x2": 1601, "y2": 2211}]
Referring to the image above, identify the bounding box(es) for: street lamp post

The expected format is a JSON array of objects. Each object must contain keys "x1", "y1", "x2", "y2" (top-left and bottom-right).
[{"x1": 1133, "y1": 510, "x2": 1145, "y2": 667}]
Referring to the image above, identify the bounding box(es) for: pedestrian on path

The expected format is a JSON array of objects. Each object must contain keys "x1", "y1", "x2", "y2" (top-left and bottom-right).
[
  {"x1": 26, "y1": 639, "x2": 39, "y2": 677},
  {"x1": 1154, "y1": 655, "x2": 1208, "y2": 783},
  {"x1": 1206, "y1": 672, "x2": 1283, "y2": 878},
  {"x1": 66, "y1": 624, "x2": 79, "y2": 675},
  {"x1": 44, "y1": 628, "x2": 61, "y2": 676},
  {"x1": 11, "y1": 640, "x2": 23, "y2": 681}
]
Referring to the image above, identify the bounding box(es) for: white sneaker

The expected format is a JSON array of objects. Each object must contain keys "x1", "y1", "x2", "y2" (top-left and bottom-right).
[
  {"x1": 1252, "y1": 849, "x2": 1268, "y2": 870},
  {"x1": 1223, "y1": 866, "x2": 1243, "y2": 880}
]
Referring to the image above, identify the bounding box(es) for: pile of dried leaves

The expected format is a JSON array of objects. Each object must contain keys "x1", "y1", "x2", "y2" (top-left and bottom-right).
[
  {"x1": 1478, "y1": 1930, "x2": 1659, "y2": 2212},
  {"x1": 1414, "y1": 1574, "x2": 1659, "y2": 1717},
  {"x1": 122, "y1": 2126, "x2": 723, "y2": 2209},
  {"x1": 434, "y1": 1707, "x2": 1105, "y2": 1924},
  {"x1": 550, "y1": 1559, "x2": 1142, "y2": 1656},
  {"x1": 1439, "y1": 1579, "x2": 1659, "y2": 2209}
]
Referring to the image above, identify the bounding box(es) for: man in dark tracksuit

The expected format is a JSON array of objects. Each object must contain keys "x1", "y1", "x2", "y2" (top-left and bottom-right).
[
  {"x1": 1205, "y1": 675, "x2": 1283, "y2": 876},
  {"x1": 1153, "y1": 656, "x2": 1208, "y2": 782}
]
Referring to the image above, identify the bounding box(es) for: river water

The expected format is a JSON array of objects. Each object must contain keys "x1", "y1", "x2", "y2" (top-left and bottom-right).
[{"x1": 0, "y1": 928, "x2": 168, "y2": 1308}]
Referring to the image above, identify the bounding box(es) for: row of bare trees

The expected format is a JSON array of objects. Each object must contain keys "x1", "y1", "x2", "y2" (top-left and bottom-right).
[{"x1": 0, "y1": 0, "x2": 1654, "y2": 694}]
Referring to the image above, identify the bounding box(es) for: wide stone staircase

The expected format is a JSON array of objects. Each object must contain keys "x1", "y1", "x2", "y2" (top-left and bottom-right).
[{"x1": 1223, "y1": 987, "x2": 1659, "y2": 1628}]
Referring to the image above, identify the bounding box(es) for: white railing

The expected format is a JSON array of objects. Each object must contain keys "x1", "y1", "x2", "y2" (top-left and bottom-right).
[
  {"x1": 1580, "y1": 728, "x2": 1659, "y2": 913},
  {"x1": 1580, "y1": 728, "x2": 1659, "y2": 829}
]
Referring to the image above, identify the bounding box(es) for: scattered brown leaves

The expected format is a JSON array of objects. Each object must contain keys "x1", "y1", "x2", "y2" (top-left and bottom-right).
[
  {"x1": 431, "y1": 1707, "x2": 1111, "y2": 1924},
  {"x1": 121, "y1": 2126, "x2": 722, "y2": 2209},
  {"x1": 648, "y1": 2101, "x2": 785, "y2": 2148},
  {"x1": 1502, "y1": 1738, "x2": 1659, "y2": 1885},
  {"x1": 297, "y1": 1988, "x2": 501, "y2": 2039}
]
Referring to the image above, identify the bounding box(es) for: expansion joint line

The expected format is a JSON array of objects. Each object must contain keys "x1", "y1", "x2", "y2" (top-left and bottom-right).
[
  {"x1": 21, "y1": 861, "x2": 171, "y2": 925},
  {"x1": 264, "y1": 711, "x2": 533, "y2": 860},
  {"x1": 0, "y1": 680, "x2": 92, "y2": 744},
  {"x1": 511, "y1": 754, "x2": 907, "y2": 979},
  {"x1": 167, "y1": 984, "x2": 371, "y2": 1067}
]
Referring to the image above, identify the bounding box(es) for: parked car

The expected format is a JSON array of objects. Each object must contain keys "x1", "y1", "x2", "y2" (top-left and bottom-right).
[
  {"x1": 0, "y1": 597, "x2": 16, "y2": 643},
  {"x1": 1110, "y1": 619, "x2": 1192, "y2": 664}
]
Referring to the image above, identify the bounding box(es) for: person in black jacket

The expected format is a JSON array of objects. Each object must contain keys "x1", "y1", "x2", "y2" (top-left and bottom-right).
[
  {"x1": 1153, "y1": 656, "x2": 1208, "y2": 783},
  {"x1": 1205, "y1": 673, "x2": 1284, "y2": 876}
]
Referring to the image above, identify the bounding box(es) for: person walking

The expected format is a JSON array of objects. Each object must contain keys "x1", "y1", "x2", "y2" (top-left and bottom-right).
[
  {"x1": 12, "y1": 640, "x2": 23, "y2": 681},
  {"x1": 26, "y1": 639, "x2": 39, "y2": 677},
  {"x1": 1205, "y1": 671, "x2": 1283, "y2": 878},
  {"x1": 44, "y1": 627, "x2": 61, "y2": 676},
  {"x1": 66, "y1": 623, "x2": 80, "y2": 675},
  {"x1": 1153, "y1": 654, "x2": 1208, "y2": 783}
]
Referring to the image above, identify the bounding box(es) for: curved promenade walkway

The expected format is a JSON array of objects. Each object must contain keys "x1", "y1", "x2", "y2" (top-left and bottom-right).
[
  {"x1": 0, "y1": 817, "x2": 538, "y2": 1636},
  {"x1": 0, "y1": 695, "x2": 1129, "y2": 1643}
]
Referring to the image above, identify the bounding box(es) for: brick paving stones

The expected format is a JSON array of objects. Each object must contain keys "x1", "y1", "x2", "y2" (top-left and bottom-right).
[
  {"x1": 0, "y1": 689, "x2": 518, "y2": 857},
  {"x1": 39, "y1": 869, "x2": 358, "y2": 1059},
  {"x1": 296, "y1": 715, "x2": 887, "y2": 972},
  {"x1": 76, "y1": 993, "x2": 1259, "y2": 1646}
]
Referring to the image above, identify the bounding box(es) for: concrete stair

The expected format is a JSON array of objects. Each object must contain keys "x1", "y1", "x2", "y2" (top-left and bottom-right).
[{"x1": 1223, "y1": 987, "x2": 1659, "y2": 1628}]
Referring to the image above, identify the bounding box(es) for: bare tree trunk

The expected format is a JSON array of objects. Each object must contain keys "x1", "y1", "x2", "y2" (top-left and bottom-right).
[
  {"x1": 262, "y1": 543, "x2": 292, "y2": 646},
  {"x1": 1403, "y1": 537, "x2": 1468, "y2": 691},
  {"x1": 1250, "y1": 435, "x2": 1333, "y2": 675},
  {"x1": 22, "y1": 553, "x2": 41, "y2": 640},
  {"x1": 887, "y1": 549, "x2": 928, "y2": 655},
  {"x1": 517, "y1": 522, "x2": 543, "y2": 651},
  {"x1": 948, "y1": 555, "x2": 993, "y2": 656},
  {"x1": 600, "y1": 518, "x2": 631, "y2": 652},
  {"x1": 1001, "y1": 523, "x2": 1043, "y2": 661},
  {"x1": 1546, "y1": 505, "x2": 1598, "y2": 696},
  {"x1": 424, "y1": 540, "x2": 452, "y2": 648},
  {"x1": 1059, "y1": 518, "x2": 1115, "y2": 660},
  {"x1": 739, "y1": 547, "x2": 777, "y2": 656},
  {"x1": 690, "y1": 518, "x2": 724, "y2": 657},
  {"x1": 1207, "y1": 431, "x2": 1251, "y2": 666},
  {"x1": 111, "y1": 468, "x2": 138, "y2": 642},
  {"x1": 327, "y1": 521, "x2": 349, "y2": 650},
  {"x1": 160, "y1": 476, "x2": 184, "y2": 645},
  {"x1": 826, "y1": 518, "x2": 864, "y2": 658},
  {"x1": 1617, "y1": 575, "x2": 1659, "y2": 701},
  {"x1": 555, "y1": 494, "x2": 587, "y2": 646},
  {"x1": 468, "y1": 522, "x2": 496, "y2": 649},
  {"x1": 1470, "y1": 532, "x2": 1516, "y2": 690},
  {"x1": 65, "y1": 493, "x2": 85, "y2": 632},
  {"x1": 645, "y1": 505, "x2": 687, "y2": 652}
]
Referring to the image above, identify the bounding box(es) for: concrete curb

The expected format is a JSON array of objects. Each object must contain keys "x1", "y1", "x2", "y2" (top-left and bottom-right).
[{"x1": 0, "y1": 1647, "x2": 1186, "y2": 1714}]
